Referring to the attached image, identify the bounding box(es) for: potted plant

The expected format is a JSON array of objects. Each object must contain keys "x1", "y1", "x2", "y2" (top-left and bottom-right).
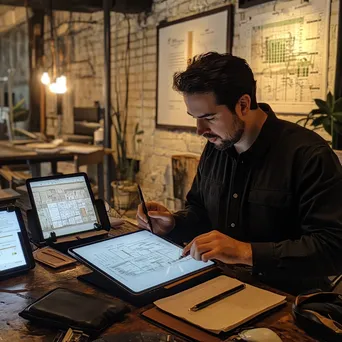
[
  {"x1": 111, "y1": 110, "x2": 144, "y2": 211},
  {"x1": 296, "y1": 92, "x2": 342, "y2": 149},
  {"x1": 110, "y1": 17, "x2": 144, "y2": 212}
]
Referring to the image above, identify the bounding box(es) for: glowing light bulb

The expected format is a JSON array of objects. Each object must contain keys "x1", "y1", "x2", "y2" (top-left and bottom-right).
[
  {"x1": 49, "y1": 76, "x2": 67, "y2": 94},
  {"x1": 41, "y1": 72, "x2": 50, "y2": 85},
  {"x1": 58, "y1": 75, "x2": 66, "y2": 86}
]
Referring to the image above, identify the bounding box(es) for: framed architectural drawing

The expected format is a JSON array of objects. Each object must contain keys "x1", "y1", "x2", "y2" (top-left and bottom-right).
[
  {"x1": 156, "y1": 5, "x2": 234, "y2": 130},
  {"x1": 237, "y1": 0, "x2": 330, "y2": 114}
]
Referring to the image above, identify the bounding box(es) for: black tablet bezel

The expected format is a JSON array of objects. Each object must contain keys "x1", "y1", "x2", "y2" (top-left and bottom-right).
[
  {"x1": 69, "y1": 230, "x2": 216, "y2": 296},
  {"x1": 26, "y1": 172, "x2": 100, "y2": 242},
  {"x1": 0, "y1": 207, "x2": 35, "y2": 280}
]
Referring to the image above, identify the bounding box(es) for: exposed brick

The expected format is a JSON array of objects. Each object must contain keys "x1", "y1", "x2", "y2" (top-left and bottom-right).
[{"x1": 37, "y1": 0, "x2": 339, "y2": 203}]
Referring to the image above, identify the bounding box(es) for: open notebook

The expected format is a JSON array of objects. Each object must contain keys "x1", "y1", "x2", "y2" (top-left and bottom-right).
[{"x1": 154, "y1": 275, "x2": 286, "y2": 334}]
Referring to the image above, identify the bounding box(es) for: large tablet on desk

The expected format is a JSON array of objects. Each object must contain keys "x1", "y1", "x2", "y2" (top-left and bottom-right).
[
  {"x1": 26, "y1": 173, "x2": 100, "y2": 241},
  {"x1": 0, "y1": 207, "x2": 35, "y2": 280},
  {"x1": 69, "y1": 230, "x2": 215, "y2": 295}
]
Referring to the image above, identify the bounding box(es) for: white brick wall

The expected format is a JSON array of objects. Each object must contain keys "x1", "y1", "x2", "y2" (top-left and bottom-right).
[{"x1": 43, "y1": 0, "x2": 339, "y2": 203}]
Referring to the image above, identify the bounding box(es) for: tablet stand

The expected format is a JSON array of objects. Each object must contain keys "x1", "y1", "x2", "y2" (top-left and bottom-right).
[
  {"x1": 78, "y1": 267, "x2": 221, "y2": 307},
  {"x1": 27, "y1": 199, "x2": 111, "y2": 254}
]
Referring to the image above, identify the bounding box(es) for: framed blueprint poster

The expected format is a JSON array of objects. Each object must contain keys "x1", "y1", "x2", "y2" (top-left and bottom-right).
[
  {"x1": 237, "y1": 0, "x2": 330, "y2": 114},
  {"x1": 156, "y1": 5, "x2": 234, "y2": 130}
]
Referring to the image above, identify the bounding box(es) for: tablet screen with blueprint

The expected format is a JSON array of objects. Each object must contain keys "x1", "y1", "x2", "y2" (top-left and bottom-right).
[
  {"x1": 69, "y1": 230, "x2": 215, "y2": 294},
  {"x1": 27, "y1": 173, "x2": 99, "y2": 241}
]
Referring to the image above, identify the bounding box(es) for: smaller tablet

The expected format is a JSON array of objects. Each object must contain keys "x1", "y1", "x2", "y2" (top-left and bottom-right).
[
  {"x1": 69, "y1": 230, "x2": 215, "y2": 295},
  {"x1": 26, "y1": 173, "x2": 100, "y2": 242},
  {"x1": 0, "y1": 207, "x2": 35, "y2": 280}
]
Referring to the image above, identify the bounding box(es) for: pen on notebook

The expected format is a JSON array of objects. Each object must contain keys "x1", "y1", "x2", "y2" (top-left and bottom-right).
[
  {"x1": 189, "y1": 283, "x2": 246, "y2": 312},
  {"x1": 137, "y1": 184, "x2": 154, "y2": 234}
]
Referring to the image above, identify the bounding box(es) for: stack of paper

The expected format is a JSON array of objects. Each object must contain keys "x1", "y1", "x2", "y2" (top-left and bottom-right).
[{"x1": 154, "y1": 275, "x2": 286, "y2": 334}]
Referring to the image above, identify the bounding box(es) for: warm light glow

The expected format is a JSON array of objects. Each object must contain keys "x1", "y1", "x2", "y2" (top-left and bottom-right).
[
  {"x1": 49, "y1": 75, "x2": 67, "y2": 94},
  {"x1": 58, "y1": 75, "x2": 67, "y2": 86},
  {"x1": 41, "y1": 72, "x2": 50, "y2": 85}
]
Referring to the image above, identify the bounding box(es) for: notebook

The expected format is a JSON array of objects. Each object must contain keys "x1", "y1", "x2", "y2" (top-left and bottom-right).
[{"x1": 154, "y1": 275, "x2": 287, "y2": 334}]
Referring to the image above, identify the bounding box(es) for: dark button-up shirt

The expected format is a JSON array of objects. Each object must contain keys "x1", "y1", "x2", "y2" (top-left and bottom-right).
[{"x1": 170, "y1": 104, "x2": 342, "y2": 294}]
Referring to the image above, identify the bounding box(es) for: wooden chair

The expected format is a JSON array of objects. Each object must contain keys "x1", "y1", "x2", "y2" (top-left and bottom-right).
[
  {"x1": 73, "y1": 149, "x2": 105, "y2": 197},
  {"x1": 0, "y1": 165, "x2": 31, "y2": 189},
  {"x1": 63, "y1": 106, "x2": 101, "y2": 144},
  {"x1": 171, "y1": 154, "x2": 200, "y2": 209},
  {"x1": 73, "y1": 149, "x2": 104, "y2": 172}
]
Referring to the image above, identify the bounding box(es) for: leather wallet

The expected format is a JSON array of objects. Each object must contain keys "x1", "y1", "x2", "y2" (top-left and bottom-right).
[{"x1": 19, "y1": 288, "x2": 130, "y2": 336}]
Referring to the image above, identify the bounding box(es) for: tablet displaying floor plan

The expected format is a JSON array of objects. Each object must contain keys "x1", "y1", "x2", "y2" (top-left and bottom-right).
[
  {"x1": 70, "y1": 230, "x2": 215, "y2": 294},
  {"x1": 28, "y1": 175, "x2": 98, "y2": 239}
]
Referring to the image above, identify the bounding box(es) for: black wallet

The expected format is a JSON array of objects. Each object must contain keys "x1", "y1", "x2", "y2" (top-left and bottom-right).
[{"x1": 19, "y1": 288, "x2": 130, "y2": 336}]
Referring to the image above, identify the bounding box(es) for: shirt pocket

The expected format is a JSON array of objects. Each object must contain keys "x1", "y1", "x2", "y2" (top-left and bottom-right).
[
  {"x1": 248, "y1": 189, "x2": 292, "y2": 207},
  {"x1": 246, "y1": 189, "x2": 293, "y2": 241}
]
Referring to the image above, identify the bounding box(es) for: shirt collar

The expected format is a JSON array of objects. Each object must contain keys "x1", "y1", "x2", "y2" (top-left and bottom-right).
[{"x1": 226, "y1": 103, "x2": 279, "y2": 162}]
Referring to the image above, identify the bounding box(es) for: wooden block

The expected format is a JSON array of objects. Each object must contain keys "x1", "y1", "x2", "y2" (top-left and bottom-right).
[{"x1": 0, "y1": 188, "x2": 20, "y2": 205}]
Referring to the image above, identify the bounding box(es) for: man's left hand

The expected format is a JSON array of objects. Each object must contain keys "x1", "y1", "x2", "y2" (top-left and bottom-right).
[{"x1": 182, "y1": 230, "x2": 253, "y2": 266}]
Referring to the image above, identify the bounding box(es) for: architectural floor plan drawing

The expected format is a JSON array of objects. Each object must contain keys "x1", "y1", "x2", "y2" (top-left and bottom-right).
[
  {"x1": 239, "y1": 0, "x2": 329, "y2": 114},
  {"x1": 93, "y1": 237, "x2": 189, "y2": 279},
  {"x1": 75, "y1": 230, "x2": 215, "y2": 292},
  {"x1": 33, "y1": 185, "x2": 96, "y2": 232}
]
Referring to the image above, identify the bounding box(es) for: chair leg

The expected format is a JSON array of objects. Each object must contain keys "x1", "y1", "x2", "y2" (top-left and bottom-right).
[{"x1": 330, "y1": 274, "x2": 342, "y2": 291}]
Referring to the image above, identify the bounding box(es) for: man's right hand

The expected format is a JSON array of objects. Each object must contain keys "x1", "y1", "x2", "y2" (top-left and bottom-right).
[{"x1": 136, "y1": 201, "x2": 175, "y2": 236}]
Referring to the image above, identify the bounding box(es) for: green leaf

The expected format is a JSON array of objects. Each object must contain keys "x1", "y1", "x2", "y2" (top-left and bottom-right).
[
  {"x1": 310, "y1": 108, "x2": 323, "y2": 115},
  {"x1": 311, "y1": 116, "x2": 328, "y2": 127},
  {"x1": 322, "y1": 117, "x2": 331, "y2": 135},
  {"x1": 334, "y1": 122, "x2": 342, "y2": 135},
  {"x1": 327, "y1": 91, "x2": 334, "y2": 110},
  {"x1": 13, "y1": 98, "x2": 25, "y2": 112},
  {"x1": 334, "y1": 97, "x2": 342, "y2": 112},
  {"x1": 314, "y1": 98, "x2": 331, "y2": 115},
  {"x1": 332, "y1": 112, "x2": 342, "y2": 119}
]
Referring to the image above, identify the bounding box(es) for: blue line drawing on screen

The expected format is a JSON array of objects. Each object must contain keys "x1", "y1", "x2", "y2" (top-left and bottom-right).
[{"x1": 92, "y1": 237, "x2": 190, "y2": 278}]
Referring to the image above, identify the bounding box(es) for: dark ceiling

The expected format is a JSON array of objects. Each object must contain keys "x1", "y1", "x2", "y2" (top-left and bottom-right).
[{"x1": 0, "y1": 0, "x2": 153, "y2": 13}]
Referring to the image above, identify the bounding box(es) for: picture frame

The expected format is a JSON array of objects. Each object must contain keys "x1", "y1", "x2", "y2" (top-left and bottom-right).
[
  {"x1": 239, "y1": 0, "x2": 273, "y2": 9},
  {"x1": 156, "y1": 5, "x2": 234, "y2": 131}
]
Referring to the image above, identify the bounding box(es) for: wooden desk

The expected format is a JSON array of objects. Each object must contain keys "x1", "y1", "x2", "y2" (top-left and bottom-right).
[
  {"x1": 0, "y1": 141, "x2": 104, "y2": 199},
  {"x1": 0, "y1": 262, "x2": 315, "y2": 341}
]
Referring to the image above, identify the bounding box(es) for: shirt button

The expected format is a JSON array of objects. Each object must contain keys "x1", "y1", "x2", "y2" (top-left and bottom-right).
[
  {"x1": 233, "y1": 193, "x2": 238, "y2": 199},
  {"x1": 230, "y1": 223, "x2": 236, "y2": 228}
]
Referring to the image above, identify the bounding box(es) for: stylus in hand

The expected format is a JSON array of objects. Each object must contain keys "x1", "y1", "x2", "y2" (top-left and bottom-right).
[
  {"x1": 137, "y1": 184, "x2": 154, "y2": 234},
  {"x1": 189, "y1": 283, "x2": 246, "y2": 312}
]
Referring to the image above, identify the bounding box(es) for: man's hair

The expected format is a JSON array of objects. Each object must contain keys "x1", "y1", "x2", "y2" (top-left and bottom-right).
[{"x1": 173, "y1": 52, "x2": 258, "y2": 112}]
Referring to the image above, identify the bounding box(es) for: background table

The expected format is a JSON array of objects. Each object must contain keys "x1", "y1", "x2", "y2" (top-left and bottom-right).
[{"x1": 0, "y1": 141, "x2": 105, "y2": 199}]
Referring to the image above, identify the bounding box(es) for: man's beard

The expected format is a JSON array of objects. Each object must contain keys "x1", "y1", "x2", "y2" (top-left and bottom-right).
[{"x1": 204, "y1": 117, "x2": 245, "y2": 151}]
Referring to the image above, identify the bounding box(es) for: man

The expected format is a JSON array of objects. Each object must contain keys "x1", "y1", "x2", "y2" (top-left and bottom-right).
[{"x1": 137, "y1": 52, "x2": 342, "y2": 294}]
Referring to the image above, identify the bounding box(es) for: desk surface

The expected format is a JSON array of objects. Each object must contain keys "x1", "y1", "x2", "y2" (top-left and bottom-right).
[
  {"x1": 0, "y1": 238, "x2": 316, "y2": 342},
  {"x1": 0, "y1": 141, "x2": 105, "y2": 163}
]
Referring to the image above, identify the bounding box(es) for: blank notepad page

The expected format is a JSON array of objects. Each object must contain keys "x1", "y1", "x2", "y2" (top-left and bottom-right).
[{"x1": 154, "y1": 275, "x2": 287, "y2": 334}]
